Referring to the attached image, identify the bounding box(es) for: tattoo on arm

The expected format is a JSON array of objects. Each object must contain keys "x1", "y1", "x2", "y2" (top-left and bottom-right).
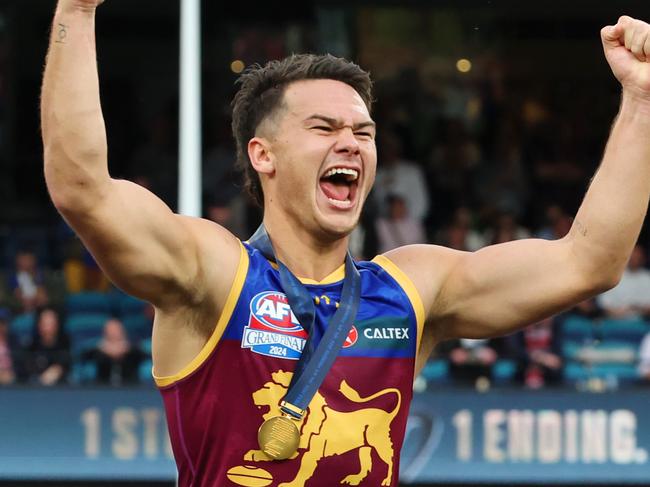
[
  {"x1": 574, "y1": 219, "x2": 588, "y2": 237},
  {"x1": 55, "y1": 23, "x2": 68, "y2": 44}
]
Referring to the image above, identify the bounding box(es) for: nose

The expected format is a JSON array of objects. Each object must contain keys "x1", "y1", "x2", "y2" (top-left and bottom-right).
[{"x1": 334, "y1": 127, "x2": 360, "y2": 156}]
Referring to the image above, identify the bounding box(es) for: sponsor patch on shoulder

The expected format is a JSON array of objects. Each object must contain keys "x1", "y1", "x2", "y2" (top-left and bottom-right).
[{"x1": 241, "y1": 291, "x2": 307, "y2": 360}]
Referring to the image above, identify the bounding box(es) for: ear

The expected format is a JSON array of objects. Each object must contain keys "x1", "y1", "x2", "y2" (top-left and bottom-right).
[{"x1": 248, "y1": 137, "x2": 275, "y2": 176}]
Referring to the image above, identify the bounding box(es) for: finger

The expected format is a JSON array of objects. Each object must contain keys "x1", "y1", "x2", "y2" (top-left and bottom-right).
[
  {"x1": 631, "y1": 26, "x2": 648, "y2": 61},
  {"x1": 619, "y1": 15, "x2": 634, "y2": 29},
  {"x1": 602, "y1": 23, "x2": 624, "y2": 47},
  {"x1": 645, "y1": 29, "x2": 650, "y2": 59},
  {"x1": 624, "y1": 20, "x2": 636, "y2": 51}
]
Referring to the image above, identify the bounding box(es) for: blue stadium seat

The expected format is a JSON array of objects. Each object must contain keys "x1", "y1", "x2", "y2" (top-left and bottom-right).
[
  {"x1": 139, "y1": 359, "x2": 154, "y2": 383},
  {"x1": 564, "y1": 361, "x2": 639, "y2": 385},
  {"x1": 420, "y1": 359, "x2": 449, "y2": 383},
  {"x1": 65, "y1": 312, "x2": 110, "y2": 340},
  {"x1": 492, "y1": 359, "x2": 517, "y2": 383},
  {"x1": 122, "y1": 314, "x2": 151, "y2": 341},
  {"x1": 561, "y1": 316, "x2": 595, "y2": 340},
  {"x1": 66, "y1": 292, "x2": 111, "y2": 314},
  {"x1": 600, "y1": 318, "x2": 648, "y2": 343},
  {"x1": 140, "y1": 337, "x2": 152, "y2": 356},
  {"x1": 592, "y1": 363, "x2": 639, "y2": 380},
  {"x1": 563, "y1": 362, "x2": 589, "y2": 382},
  {"x1": 71, "y1": 336, "x2": 102, "y2": 359},
  {"x1": 562, "y1": 340, "x2": 583, "y2": 360},
  {"x1": 111, "y1": 292, "x2": 146, "y2": 316},
  {"x1": 10, "y1": 312, "x2": 35, "y2": 347},
  {"x1": 565, "y1": 340, "x2": 637, "y2": 365},
  {"x1": 70, "y1": 361, "x2": 98, "y2": 385}
]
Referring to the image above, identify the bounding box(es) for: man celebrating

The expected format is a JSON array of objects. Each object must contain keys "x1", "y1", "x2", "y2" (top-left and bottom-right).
[{"x1": 41, "y1": 1, "x2": 650, "y2": 485}]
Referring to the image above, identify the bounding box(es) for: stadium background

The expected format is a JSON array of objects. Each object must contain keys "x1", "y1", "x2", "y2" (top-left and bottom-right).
[{"x1": 2, "y1": 0, "x2": 650, "y2": 486}]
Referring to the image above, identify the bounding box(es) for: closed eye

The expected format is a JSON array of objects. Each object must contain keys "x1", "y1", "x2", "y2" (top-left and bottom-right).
[{"x1": 313, "y1": 126, "x2": 333, "y2": 132}]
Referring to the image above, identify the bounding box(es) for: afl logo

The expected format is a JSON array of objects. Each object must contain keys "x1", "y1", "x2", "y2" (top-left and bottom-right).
[
  {"x1": 250, "y1": 291, "x2": 303, "y2": 333},
  {"x1": 343, "y1": 326, "x2": 358, "y2": 348}
]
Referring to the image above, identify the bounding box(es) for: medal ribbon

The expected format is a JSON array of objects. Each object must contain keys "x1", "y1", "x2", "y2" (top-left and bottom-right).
[{"x1": 248, "y1": 225, "x2": 361, "y2": 419}]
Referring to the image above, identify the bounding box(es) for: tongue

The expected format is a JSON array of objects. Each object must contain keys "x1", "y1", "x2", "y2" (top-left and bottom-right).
[{"x1": 320, "y1": 179, "x2": 351, "y2": 201}]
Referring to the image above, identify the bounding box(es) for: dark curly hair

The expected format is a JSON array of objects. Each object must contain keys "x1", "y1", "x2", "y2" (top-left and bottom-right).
[{"x1": 231, "y1": 53, "x2": 373, "y2": 206}]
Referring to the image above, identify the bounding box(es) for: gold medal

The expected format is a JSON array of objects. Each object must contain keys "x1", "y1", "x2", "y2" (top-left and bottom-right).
[{"x1": 257, "y1": 415, "x2": 300, "y2": 460}]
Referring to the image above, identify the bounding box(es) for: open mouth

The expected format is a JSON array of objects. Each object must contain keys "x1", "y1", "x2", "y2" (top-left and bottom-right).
[{"x1": 318, "y1": 167, "x2": 359, "y2": 209}]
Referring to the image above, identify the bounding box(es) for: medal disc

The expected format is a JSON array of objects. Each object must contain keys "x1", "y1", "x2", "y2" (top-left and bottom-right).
[{"x1": 257, "y1": 415, "x2": 300, "y2": 460}]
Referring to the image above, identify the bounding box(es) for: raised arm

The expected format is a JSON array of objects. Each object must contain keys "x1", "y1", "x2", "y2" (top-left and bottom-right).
[
  {"x1": 40, "y1": 0, "x2": 240, "y2": 311},
  {"x1": 388, "y1": 16, "x2": 650, "y2": 355}
]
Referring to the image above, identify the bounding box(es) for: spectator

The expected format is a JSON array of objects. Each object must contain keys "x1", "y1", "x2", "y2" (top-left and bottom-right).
[
  {"x1": 24, "y1": 306, "x2": 70, "y2": 386},
  {"x1": 483, "y1": 212, "x2": 531, "y2": 245},
  {"x1": 474, "y1": 120, "x2": 530, "y2": 220},
  {"x1": 82, "y1": 318, "x2": 145, "y2": 385},
  {"x1": 427, "y1": 119, "x2": 481, "y2": 222},
  {"x1": 0, "y1": 309, "x2": 15, "y2": 385},
  {"x1": 375, "y1": 194, "x2": 426, "y2": 253},
  {"x1": 62, "y1": 238, "x2": 110, "y2": 293},
  {"x1": 128, "y1": 110, "x2": 178, "y2": 208},
  {"x1": 504, "y1": 317, "x2": 563, "y2": 388},
  {"x1": 10, "y1": 250, "x2": 48, "y2": 312},
  {"x1": 597, "y1": 244, "x2": 650, "y2": 319},
  {"x1": 373, "y1": 130, "x2": 430, "y2": 222},
  {"x1": 535, "y1": 203, "x2": 572, "y2": 240},
  {"x1": 434, "y1": 206, "x2": 485, "y2": 251},
  {"x1": 444, "y1": 338, "x2": 498, "y2": 387},
  {"x1": 202, "y1": 114, "x2": 247, "y2": 239}
]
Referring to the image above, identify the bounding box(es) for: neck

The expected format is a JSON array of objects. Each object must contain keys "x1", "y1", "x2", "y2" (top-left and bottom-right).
[{"x1": 262, "y1": 215, "x2": 349, "y2": 282}]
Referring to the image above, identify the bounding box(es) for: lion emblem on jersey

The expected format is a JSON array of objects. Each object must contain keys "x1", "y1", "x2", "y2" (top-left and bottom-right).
[{"x1": 242, "y1": 370, "x2": 401, "y2": 486}]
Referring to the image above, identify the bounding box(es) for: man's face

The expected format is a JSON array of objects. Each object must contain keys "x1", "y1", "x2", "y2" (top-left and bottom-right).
[
  {"x1": 104, "y1": 319, "x2": 126, "y2": 341},
  {"x1": 258, "y1": 79, "x2": 377, "y2": 239}
]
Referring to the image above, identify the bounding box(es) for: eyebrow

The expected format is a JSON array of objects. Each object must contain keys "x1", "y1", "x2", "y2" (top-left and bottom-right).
[{"x1": 304, "y1": 114, "x2": 376, "y2": 131}]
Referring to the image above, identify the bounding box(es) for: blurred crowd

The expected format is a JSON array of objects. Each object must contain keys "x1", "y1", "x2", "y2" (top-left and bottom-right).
[{"x1": 2, "y1": 48, "x2": 650, "y2": 391}]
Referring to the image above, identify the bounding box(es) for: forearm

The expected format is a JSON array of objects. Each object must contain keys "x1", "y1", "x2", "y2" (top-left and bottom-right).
[
  {"x1": 568, "y1": 93, "x2": 650, "y2": 285},
  {"x1": 41, "y1": 2, "x2": 109, "y2": 211}
]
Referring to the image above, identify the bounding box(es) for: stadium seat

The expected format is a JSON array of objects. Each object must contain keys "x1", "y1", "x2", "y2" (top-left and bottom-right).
[
  {"x1": 562, "y1": 340, "x2": 583, "y2": 360},
  {"x1": 71, "y1": 336, "x2": 102, "y2": 359},
  {"x1": 564, "y1": 361, "x2": 639, "y2": 386},
  {"x1": 591, "y1": 363, "x2": 639, "y2": 380},
  {"x1": 492, "y1": 359, "x2": 517, "y2": 383},
  {"x1": 420, "y1": 359, "x2": 449, "y2": 383},
  {"x1": 600, "y1": 318, "x2": 648, "y2": 343},
  {"x1": 111, "y1": 292, "x2": 146, "y2": 316},
  {"x1": 10, "y1": 312, "x2": 35, "y2": 347},
  {"x1": 70, "y1": 361, "x2": 97, "y2": 385},
  {"x1": 65, "y1": 312, "x2": 110, "y2": 340},
  {"x1": 564, "y1": 362, "x2": 590, "y2": 383},
  {"x1": 140, "y1": 337, "x2": 152, "y2": 356},
  {"x1": 564, "y1": 340, "x2": 637, "y2": 364},
  {"x1": 66, "y1": 291, "x2": 111, "y2": 314},
  {"x1": 561, "y1": 316, "x2": 595, "y2": 341},
  {"x1": 122, "y1": 314, "x2": 151, "y2": 341},
  {"x1": 139, "y1": 359, "x2": 154, "y2": 383}
]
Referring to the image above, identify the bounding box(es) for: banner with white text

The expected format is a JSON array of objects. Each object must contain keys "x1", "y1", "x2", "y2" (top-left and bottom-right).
[{"x1": 1, "y1": 388, "x2": 649, "y2": 483}]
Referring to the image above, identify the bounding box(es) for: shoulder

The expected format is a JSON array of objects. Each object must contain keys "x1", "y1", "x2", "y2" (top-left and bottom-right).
[
  {"x1": 379, "y1": 244, "x2": 468, "y2": 318},
  {"x1": 154, "y1": 215, "x2": 245, "y2": 315}
]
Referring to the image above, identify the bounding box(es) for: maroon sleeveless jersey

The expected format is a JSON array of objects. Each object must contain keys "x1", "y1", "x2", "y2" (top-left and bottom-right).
[{"x1": 155, "y1": 242, "x2": 424, "y2": 487}]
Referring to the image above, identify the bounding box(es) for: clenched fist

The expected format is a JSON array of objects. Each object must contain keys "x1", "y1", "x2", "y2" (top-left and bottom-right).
[{"x1": 602, "y1": 16, "x2": 650, "y2": 99}]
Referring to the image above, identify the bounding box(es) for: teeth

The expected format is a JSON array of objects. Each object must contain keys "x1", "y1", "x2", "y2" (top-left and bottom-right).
[
  {"x1": 328, "y1": 197, "x2": 352, "y2": 208},
  {"x1": 323, "y1": 168, "x2": 359, "y2": 181}
]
